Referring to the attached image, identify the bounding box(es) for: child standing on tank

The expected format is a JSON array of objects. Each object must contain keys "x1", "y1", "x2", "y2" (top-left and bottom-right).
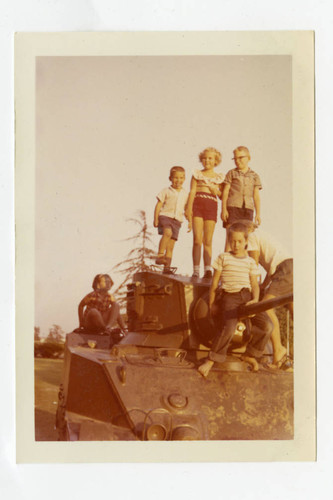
[
  {"x1": 198, "y1": 222, "x2": 272, "y2": 378},
  {"x1": 185, "y1": 147, "x2": 224, "y2": 279},
  {"x1": 78, "y1": 274, "x2": 126, "y2": 334},
  {"x1": 221, "y1": 146, "x2": 262, "y2": 228},
  {"x1": 154, "y1": 166, "x2": 190, "y2": 274}
]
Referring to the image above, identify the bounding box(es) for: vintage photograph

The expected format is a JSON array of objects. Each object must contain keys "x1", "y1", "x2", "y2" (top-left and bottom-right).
[{"x1": 15, "y1": 32, "x2": 315, "y2": 462}]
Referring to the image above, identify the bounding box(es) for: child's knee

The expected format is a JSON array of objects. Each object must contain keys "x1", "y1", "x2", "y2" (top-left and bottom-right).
[
  {"x1": 86, "y1": 308, "x2": 100, "y2": 320},
  {"x1": 193, "y1": 235, "x2": 203, "y2": 246},
  {"x1": 163, "y1": 227, "x2": 172, "y2": 238},
  {"x1": 111, "y1": 301, "x2": 120, "y2": 314},
  {"x1": 203, "y1": 239, "x2": 213, "y2": 250}
]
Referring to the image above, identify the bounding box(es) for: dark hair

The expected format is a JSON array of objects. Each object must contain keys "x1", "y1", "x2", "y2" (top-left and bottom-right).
[
  {"x1": 92, "y1": 274, "x2": 114, "y2": 291},
  {"x1": 228, "y1": 222, "x2": 249, "y2": 240},
  {"x1": 169, "y1": 166, "x2": 185, "y2": 180}
]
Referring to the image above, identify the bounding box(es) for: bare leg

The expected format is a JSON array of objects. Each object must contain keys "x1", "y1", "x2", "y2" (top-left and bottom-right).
[
  {"x1": 203, "y1": 220, "x2": 216, "y2": 267},
  {"x1": 242, "y1": 355, "x2": 259, "y2": 372},
  {"x1": 165, "y1": 238, "x2": 176, "y2": 265},
  {"x1": 198, "y1": 359, "x2": 214, "y2": 378},
  {"x1": 104, "y1": 302, "x2": 126, "y2": 330},
  {"x1": 156, "y1": 228, "x2": 172, "y2": 263},
  {"x1": 192, "y1": 217, "x2": 203, "y2": 267},
  {"x1": 262, "y1": 294, "x2": 287, "y2": 365}
]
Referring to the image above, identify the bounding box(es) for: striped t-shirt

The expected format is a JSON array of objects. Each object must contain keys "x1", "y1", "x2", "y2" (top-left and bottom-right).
[{"x1": 212, "y1": 252, "x2": 260, "y2": 293}]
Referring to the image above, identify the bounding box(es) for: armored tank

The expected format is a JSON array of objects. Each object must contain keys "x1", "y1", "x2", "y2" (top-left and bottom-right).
[{"x1": 56, "y1": 271, "x2": 293, "y2": 441}]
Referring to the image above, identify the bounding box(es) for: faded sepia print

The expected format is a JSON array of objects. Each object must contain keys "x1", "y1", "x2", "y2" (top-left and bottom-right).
[{"x1": 16, "y1": 32, "x2": 315, "y2": 462}]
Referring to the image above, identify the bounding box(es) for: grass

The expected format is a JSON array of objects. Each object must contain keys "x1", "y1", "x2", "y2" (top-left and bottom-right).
[{"x1": 34, "y1": 358, "x2": 64, "y2": 441}]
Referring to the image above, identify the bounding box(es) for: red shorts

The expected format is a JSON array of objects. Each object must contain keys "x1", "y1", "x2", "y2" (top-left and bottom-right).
[{"x1": 193, "y1": 193, "x2": 218, "y2": 222}]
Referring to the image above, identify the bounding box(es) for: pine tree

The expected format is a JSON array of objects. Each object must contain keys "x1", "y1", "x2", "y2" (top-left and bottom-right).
[{"x1": 112, "y1": 210, "x2": 156, "y2": 305}]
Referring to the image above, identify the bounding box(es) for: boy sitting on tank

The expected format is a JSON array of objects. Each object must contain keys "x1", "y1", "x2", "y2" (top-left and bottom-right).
[
  {"x1": 78, "y1": 274, "x2": 126, "y2": 335},
  {"x1": 198, "y1": 222, "x2": 273, "y2": 378}
]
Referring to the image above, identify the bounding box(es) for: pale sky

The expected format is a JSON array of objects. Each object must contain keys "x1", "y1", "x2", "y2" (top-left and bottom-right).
[{"x1": 36, "y1": 55, "x2": 292, "y2": 335}]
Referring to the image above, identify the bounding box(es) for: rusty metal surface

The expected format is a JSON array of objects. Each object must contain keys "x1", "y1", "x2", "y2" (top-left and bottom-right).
[
  {"x1": 102, "y1": 353, "x2": 293, "y2": 440},
  {"x1": 59, "y1": 344, "x2": 293, "y2": 441},
  {"x1": 56, "y1": 271, "x2": 294, "y2": 441}
]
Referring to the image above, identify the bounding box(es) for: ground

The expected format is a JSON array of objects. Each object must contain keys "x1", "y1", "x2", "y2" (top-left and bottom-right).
[{"x1": 34, "y1": 358, "x2": 64, "y2": 441}]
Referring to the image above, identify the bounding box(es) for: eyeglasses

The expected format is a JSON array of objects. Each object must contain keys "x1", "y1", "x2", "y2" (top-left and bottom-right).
[{"x1": 232, "y1": 156, "x2": 248, "y2": 160}]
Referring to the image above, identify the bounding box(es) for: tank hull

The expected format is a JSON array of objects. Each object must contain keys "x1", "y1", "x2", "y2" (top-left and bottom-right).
[{"x1": 56, "y1": 271, "x2": 293, "y2": 441}]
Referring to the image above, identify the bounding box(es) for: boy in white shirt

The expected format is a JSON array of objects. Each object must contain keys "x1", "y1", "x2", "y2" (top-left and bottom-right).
[
  {"x1": 154, "y1": 166, "x2": 190, "y2": 274},
  {"x1": 243, "y1": 221, "x2": 293, "y2": 368}
]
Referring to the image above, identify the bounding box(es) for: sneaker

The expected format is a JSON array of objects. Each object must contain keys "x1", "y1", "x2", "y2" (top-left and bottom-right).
[
  {"x1": 203, "y1": 270, "x2": 212, "y2": 279},
  {"x1": 156, "y1": 255, "x2": 167, "y2": 265},
  {"x1": 192, "y1": 271, "x2": 200, "y2": 279}
]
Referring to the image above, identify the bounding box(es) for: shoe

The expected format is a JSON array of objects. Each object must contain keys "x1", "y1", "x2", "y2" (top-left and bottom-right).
[
  {"x1": 203, "y1": 270, "x2": 212, "y2": 279},
  {"x1": 274, "y1": 354, "x2": 293, "y2": 371},
  {"x1": 156, "y1": 255, "x2": 167, "y2": 265},
  {"x1": 103, "y1": 326, "x2": 113, "y2": 335},
  {"x1": 163, "y1": 267, "x2": 173, "y2": 274},
  {"x1": 192, "y1": 271, "x2": 200, "y2": 278}
]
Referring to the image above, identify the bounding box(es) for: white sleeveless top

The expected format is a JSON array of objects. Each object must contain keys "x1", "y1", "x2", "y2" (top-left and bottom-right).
[{"x1": 192, "y1": 169, "x2": 224, "y2": 190}]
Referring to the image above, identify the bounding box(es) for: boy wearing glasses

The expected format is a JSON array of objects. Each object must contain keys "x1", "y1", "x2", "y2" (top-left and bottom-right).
[{"x1": 221, "y1": 146, "x2": 262, "y2": 228}]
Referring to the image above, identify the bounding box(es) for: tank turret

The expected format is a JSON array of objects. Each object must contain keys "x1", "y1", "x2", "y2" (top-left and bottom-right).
[{"x1": 56, "y1": 271, "x2": 293, "y2": 441}]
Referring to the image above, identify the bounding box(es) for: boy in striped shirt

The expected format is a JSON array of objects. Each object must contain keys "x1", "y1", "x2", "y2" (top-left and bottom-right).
[{"x1": 198, "y1": 222, "x2": 272, "y2": 377}]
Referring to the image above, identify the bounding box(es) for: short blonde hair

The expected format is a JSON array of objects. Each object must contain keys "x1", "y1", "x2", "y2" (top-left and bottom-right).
[
  {"x1": 199, "y1": 147, "x2": 222, "y2": 166},
  {"x1": 233, "y1": 146, "x2": 250, "y2": 157}
]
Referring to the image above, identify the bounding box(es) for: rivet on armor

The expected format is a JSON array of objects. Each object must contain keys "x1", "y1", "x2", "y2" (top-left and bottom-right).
[{"x1": 168, "y1": 393, "x2": 187, "y2": 409}]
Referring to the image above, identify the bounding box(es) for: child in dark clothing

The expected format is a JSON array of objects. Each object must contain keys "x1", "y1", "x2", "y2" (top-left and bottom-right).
[{"x1": 78, "y1": 274, "x2": 126, "y2": 334}]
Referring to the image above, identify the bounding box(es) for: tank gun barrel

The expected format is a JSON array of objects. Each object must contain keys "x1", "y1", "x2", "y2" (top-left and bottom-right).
[{"x1": 225, "y1": 293, "x2": 293, "y2": 320}]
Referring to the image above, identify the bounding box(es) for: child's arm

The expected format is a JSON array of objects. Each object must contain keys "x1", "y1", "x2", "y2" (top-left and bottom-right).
[
  {"x1": 154, "y1": 200, "x2": 163, "y2": 227},
  {"x1": 253, "y1": 186, "x2": 261, "y2": 225},
  {"x1": 248, "y1": 250, "x2": 260, "y2": 265},
  {"x1": 78, "y1": 297, "x2": 87, "y2": 327},
  {"x1": 246, "y1": 274, "x2": 260, "y2": 305},
  {"x1": 185, "y1": 177, "x2": 197, "y2": 222},
  {"x1": 260, "y1": 273, "x2": 271, "y2": 291},
  {"x1": 221, "y1": 183, "x2": 230, "y2": 222}
]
